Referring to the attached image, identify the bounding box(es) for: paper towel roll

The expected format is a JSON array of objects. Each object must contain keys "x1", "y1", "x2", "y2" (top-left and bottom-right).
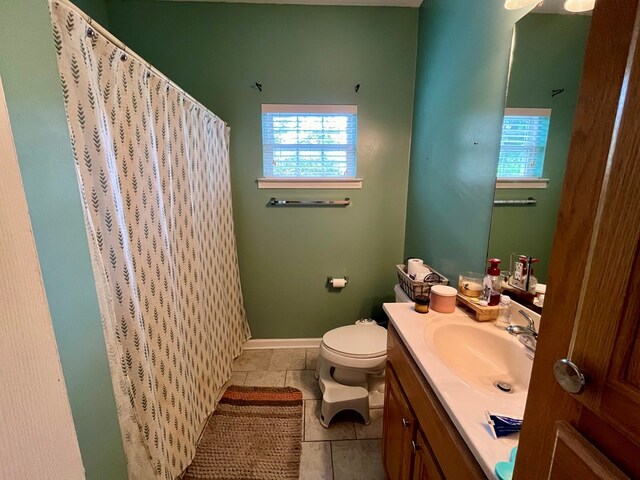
[
  {"x1": 407, "y1": 258, "x2": 424, "y2": 276},
  {"x1": 331, "y1": 278, "x2": 347, "y2": 288},
  {"x1": 413, "y1": 271, "x2": 432, "y2": 283},
  {"x1": 415, "y1": 264, "x2": 432, "y2": 277}
]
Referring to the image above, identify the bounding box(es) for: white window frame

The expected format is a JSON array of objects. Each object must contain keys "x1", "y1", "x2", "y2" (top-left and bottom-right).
[
  {"x1": 257, "y1": 104, "x2": 362, "y2": 189},
  {"x1": 496, "y1": 107, "x2": 551, "y2": 189}
]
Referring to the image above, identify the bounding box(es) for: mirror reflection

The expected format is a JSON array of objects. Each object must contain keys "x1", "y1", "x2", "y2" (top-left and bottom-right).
[{"x1": 487, "y1": 3, "x2": 592, "y2": 308}]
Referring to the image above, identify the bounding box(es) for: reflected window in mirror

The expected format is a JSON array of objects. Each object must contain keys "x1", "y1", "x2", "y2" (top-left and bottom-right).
[{"x1": 497, "y1": 108, "x2": 551, "y2": 179}]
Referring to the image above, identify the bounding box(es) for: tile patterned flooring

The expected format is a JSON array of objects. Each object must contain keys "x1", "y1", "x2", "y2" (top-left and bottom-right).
[{"x1": 228, "y1": 348, "x2": 385, "y2": 480}]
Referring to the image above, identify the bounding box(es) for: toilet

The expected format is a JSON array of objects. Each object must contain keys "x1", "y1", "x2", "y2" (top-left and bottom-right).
[
  {"x1": 315, "y1": 285, "x2": 413, "y2": 428},
  {"x1": 316, "y1": 322, "x2": 388, "y2": 427}
]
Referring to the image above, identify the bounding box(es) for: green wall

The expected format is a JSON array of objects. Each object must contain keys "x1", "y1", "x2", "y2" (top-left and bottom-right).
[
  {"x1": 73, "y1": 0, "x2": 110, "y2": 26},
  {"x1": 488, "y1": 14, "x2": 591, "y2": 283},
  {"x1": 404, "y1": 0, "x2": 527, "y2": 282},
  {"x1": 0, "y1": 1, "x2": 127, "y2": 478},
  {"x1": 106, "y1": 1, "x2": 418, "y2": 338}
]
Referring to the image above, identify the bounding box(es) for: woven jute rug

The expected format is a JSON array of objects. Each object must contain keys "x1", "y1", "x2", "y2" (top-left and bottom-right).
[{"x1": 183, "y1": 386, "x2": 303, "y2": 480}]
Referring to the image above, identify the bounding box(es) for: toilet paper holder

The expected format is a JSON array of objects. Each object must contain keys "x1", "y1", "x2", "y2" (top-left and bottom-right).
[{"x1": 327, "y1": 276, "x2": 349, "y2": 288}]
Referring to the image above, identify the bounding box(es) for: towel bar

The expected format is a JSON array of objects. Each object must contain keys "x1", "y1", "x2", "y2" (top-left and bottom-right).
[
  {"x1": 494, "y1": 197, "x2": 536, "y2": 206},
  {"x1": 269, "y1": 197, "x2": 351, "y2": 207}
]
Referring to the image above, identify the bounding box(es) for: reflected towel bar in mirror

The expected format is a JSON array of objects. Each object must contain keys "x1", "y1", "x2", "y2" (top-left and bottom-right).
[
  {"x1": 269, "y1": 197, "x2": 351, "y2": 207},
  {"x1": 493, "y1": 197, "x2": 537, "y2": 206}
]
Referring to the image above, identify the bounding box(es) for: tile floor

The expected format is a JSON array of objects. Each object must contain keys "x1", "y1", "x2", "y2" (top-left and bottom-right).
[{"x1": 228, "y1": 348, "x2": 385, "y2": 480}]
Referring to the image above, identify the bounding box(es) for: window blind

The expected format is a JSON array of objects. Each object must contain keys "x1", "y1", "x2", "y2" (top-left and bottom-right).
[
  {"x1": 497, "y1": 108, "x2": 551, "y2": 178},
  {"x1": 262, "y1": 104, "x2": 357, "y2": 178}
]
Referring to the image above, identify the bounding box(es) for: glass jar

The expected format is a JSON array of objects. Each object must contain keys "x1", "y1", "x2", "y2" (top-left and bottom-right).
[
  {"x1": 414, "y1": 295, "x2": 430, "y2": 314},
  {"x1": 458, "y1": 272, "x2": 484, "y2": 298}
]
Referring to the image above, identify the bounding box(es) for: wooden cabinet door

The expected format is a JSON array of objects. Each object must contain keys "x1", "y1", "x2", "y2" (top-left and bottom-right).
[
  {"x1": 515, "y1": 0, "x2": 640, "y2": 477},
  {"x1": 411, "y1": 428, "x2": 444, "y2": 480},
  {"x1": 382, "y1": 365, "x2": 415, "y2": 480}
]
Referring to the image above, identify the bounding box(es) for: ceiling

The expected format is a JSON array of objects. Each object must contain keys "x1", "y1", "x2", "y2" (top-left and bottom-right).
[
  {"x1": 153, "y1": 0, "x2": 591, "y2": 13},
  {"x1": 532, "y1": 0, "x2": 592, "y2": 15},
  {"x1": 159, "y1": 0, "x2": 423, "y2": 6}
]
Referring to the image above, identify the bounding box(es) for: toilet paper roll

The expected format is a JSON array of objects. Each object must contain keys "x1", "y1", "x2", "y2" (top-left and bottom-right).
[
  {"x1": 407, "y1": 258, "x2": 424, "y2": 276},
  {"x1": 331, "y1": 278, "x2": 347, "y2": 288}
]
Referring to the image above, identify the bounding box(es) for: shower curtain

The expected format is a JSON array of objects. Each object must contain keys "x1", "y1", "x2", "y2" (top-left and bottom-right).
[{"x1": 50, "y1": 2, "x2": 251, "y2": 478}]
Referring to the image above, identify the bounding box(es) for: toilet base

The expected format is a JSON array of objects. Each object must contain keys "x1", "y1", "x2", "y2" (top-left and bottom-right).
[
  {"x1": 368, "y1": 370, "x2": 385, "y2": 408},
  {"x1": 369, "y1": 388, "x2": 385, "y2": 409}
]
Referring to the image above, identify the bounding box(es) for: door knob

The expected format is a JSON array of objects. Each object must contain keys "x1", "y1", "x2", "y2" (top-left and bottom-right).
[
  {"x1": 554, "y1": 358, "x2": 586, "y2": 394},
  {"x1": 411, "y1": 440, "x2": 420, "y2": 453},
  {"x1": 402, "y1": 418, "x2": 411, "y2": 428}
]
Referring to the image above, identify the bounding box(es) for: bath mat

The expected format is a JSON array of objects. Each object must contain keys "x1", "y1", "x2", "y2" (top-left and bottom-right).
[{"x1": 183, "y1": 386, "x2": 303, "y2": 480}]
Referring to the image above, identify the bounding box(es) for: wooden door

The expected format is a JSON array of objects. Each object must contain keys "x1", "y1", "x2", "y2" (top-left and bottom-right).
[
  {"x1": 514, "y1": 0, "x2": 640, "y2": 477},
  {"x1": 382, "y1": 365, "x2": 416, "y2": 480},
  {"x1": 411, "y1": 427, "x2": 444, "y2": 480}
]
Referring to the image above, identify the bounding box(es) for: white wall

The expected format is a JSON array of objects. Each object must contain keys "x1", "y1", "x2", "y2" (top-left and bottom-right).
[{"x1": 0, "y1": 75, "x2": 85, "y2": 480}]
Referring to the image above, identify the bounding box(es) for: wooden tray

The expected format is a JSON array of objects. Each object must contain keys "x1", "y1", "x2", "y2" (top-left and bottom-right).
[{"x1": 456, "y1": 293, "x2": 499, "y2": 322}]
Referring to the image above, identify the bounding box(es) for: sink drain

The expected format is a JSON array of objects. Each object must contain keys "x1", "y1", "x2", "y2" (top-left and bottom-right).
[{"x1": 494, "y1": 381, "x2": 512, "y2": 393}]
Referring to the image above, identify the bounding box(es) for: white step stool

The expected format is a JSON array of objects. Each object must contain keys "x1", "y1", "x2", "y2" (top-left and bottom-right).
[{"x1": 317, "y1": 362, "x2": 371, "y2": 428}]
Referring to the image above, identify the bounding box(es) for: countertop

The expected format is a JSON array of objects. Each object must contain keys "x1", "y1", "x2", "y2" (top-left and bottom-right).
[{"x1": 383, "y1": 302, "x2": 533, "y2": 479}]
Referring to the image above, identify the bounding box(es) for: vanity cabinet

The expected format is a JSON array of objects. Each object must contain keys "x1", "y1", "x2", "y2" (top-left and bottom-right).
[
  {"x1": 411, "y1": 427, "x2": 444, "y2": 480},
  {"x1": 382, "y1": 325, "x2": 485, "y2": 479},
  {"x1": 382, "y1": 365, "x2": 415, "y2": 479}
]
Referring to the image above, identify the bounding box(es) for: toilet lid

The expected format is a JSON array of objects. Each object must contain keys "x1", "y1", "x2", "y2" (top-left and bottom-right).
[{"x1": 322, "y1": 325, "x2": 387, "y2": 358}]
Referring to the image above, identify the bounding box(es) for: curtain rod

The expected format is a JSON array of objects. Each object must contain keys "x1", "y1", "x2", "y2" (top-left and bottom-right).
[{"x1": 53, "y1": 0, "x2": 227, "y2": 126}]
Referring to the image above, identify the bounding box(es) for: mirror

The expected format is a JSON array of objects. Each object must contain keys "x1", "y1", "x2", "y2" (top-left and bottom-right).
[{"x1": 486, "y1": 2, "x2": 592, "y2": 306}]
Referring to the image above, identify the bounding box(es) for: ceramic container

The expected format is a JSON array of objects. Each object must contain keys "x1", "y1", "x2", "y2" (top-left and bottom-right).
[{"x1": 430, "y1": 285, "x2": 457, "y2": 313}]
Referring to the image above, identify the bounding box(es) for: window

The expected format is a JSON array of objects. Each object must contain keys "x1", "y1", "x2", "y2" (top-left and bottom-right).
[
  {"x1": 258, "y1": 104, "x2": 360, "y2": 189},
  {"x1": 497, "y1": 108, "x2": 551, "y2": 182}
]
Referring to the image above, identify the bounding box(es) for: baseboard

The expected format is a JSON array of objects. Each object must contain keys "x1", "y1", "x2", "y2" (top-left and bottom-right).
[{"x1": 243, "y1": 338, "x2": 322, "y2": 350}]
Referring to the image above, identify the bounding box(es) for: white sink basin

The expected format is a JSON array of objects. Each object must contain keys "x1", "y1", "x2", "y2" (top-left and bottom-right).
[{"x1": 426, "y1": 320, "x2": 533, "y2": 394}]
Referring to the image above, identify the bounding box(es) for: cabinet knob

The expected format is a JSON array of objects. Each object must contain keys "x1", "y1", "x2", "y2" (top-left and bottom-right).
[
  {"x1": 411, "y1": 440, "x2": 420, "y2": 453},
  {"x1": 402, "y1": 418, "x2": 411, "y2": 428}
]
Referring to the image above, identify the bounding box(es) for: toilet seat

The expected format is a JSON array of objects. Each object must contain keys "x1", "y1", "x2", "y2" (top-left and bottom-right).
[
  {"x1": 320, "y1": 324, "x2": 387, "y2": 370},
  {"x1": 322, "y1": 324, "x2": 387, "y2": 356}
]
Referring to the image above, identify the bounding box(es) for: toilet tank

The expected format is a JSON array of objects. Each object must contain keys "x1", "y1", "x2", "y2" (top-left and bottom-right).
[{"x1": 394, "y1": 284, "x2": 413, "y2": 303}]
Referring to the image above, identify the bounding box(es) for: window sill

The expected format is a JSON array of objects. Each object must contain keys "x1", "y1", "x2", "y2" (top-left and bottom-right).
[
  {"x1": 256, "y1": 177, "x2": 363, "y2": 189},
  {"x1": 496, "y1": 178, "x2": 549, "y2": 189}
]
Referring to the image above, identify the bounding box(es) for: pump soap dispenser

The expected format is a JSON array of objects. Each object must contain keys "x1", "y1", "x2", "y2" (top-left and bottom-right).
[{"x1": 483, "y1": 258, "x2": 502, "y2": 306}]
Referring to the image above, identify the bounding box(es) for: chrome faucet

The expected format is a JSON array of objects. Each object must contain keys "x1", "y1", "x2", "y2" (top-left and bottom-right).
[{"x1": 506, "y1": 310, "x2": 538, "y2": 353}]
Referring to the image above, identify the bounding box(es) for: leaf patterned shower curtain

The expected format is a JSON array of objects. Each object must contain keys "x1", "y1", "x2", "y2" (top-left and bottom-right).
[{"x1": 50, "y1": 2, "x2": 251, "y2": 478}]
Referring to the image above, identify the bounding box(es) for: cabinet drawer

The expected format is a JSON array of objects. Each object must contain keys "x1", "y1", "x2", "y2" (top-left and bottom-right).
[{"x1": 387, "y1": 325, "x2": 485, "y2": 479}]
